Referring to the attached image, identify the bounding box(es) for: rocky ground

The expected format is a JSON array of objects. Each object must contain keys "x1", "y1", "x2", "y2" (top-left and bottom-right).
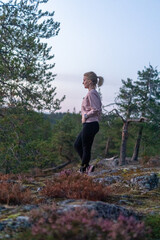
[{"x1": 0, "y1": 157, "x2": 160, "y2": 239}]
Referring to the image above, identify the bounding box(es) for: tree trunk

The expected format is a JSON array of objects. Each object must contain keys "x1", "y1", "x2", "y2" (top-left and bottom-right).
[
  {"x1": 120, "y1": 121, "x2": 129, "y2": 165},
  {"x1": 131, "y1": 125, "x2": 143, "y2": 161},
  {"x1": 104, "y1": 137, "x2": 111, "y2": 157}
]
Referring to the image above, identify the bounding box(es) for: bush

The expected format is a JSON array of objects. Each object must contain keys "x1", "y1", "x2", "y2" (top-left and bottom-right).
[
  {"x1": 0, "y1": 173, "x2": 32, "y2": 205},
  {"x1": 0, "y1": 181, "x2": 32, "y2": 205},
  {"x1": 144, "y1": 214, "x2": 160, "y2": 239},
  {"x1": 41, "y1": 170, "x2": 110, "y2": 201},
  {"x1": 16, "y1": 204, "x2": 150, "y2": 240}
]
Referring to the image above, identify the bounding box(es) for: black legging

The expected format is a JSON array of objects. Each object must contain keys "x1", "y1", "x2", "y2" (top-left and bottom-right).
[{"x1": 74, "y1": 121, "x2": 99, "y2": 167}]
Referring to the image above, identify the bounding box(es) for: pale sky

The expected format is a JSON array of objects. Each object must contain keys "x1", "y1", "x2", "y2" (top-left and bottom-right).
[{"x1": 44, "y1": 0, "x2": 160, "y2": 112}]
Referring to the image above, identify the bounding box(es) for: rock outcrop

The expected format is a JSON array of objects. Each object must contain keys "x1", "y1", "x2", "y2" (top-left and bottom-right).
[{"x1": 58, "y1": 199, "x2": 141, "y2": 220}]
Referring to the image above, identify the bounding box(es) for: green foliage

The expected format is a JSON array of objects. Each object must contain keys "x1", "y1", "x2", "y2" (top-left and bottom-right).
[
  {"x1": 104, "y1": 117, "x2": 122, "y2": 156},
  {"x1": 0, "y1": 111, "x2": 84, "y2": 173},
  {"x1": 0, "y1": 108, "x2": 55, "y2": 173},
  {"x1": 1, "y1": 109, "x2": 158, "y2": 174},
  {"x1": 0, "y1": 0, "x2": 64, "y2": 111},
  {"x1": 92, "y1": 115, "x2": 122, "y2": 158},
  {"x1": 51, "y1": 113, "x2": 81, "y2": 163},
  {"x1": 44, "y1": 112, "x2": 67, "y2": 126},
  {"x1": 0, "y1": 0, "x2": 66, "y2": 172},
  {"x1": 96, "y1": 113, "x2": 160, "y2": 159},
  {"x1": 104, "y1": 65, "x2": 160, "y2": 161},
  {"x1": 135, "y1": 65, "x2": 160, "y2": 123},
  {"x1": 144, "y1": 214, "x2": 160, "y2": 239},
  {"x1": 116, "y1": 78, "x2": 138, "y2": 118},
  {"x1": 92, "y1": 111, "x2": 160, "y2": 160},
  {"x1": 140, "y1": 123, "x2": 160, "y2": 156}
]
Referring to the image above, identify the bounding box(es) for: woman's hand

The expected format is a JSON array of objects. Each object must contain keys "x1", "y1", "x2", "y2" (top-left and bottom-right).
[
  {"x1": 82, "y1": 115, "x2": 86, "y2": 123},
  {"x1": 82, "y1": 114, "x2": 88, "y2": 123}
]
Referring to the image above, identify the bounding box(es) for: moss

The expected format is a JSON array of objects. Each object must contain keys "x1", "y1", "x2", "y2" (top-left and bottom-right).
[
  {"x1": 1, "y1": 212, "x2": 21, "y2": 221},
  {"x1": 157, "y1": 171, "x2": 160, "y2": 177}
]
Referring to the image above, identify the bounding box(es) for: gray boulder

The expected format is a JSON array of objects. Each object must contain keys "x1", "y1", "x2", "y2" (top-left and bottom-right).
[
  {"x1": 98, "y1": 158, "x2": 119, "y2": 167},
  {"x1": 58, "y1": 199, "x2": 141, "y2": 220},
  {"x1": 94, "y1": 175, "x2": 122, "y2": 186},
  {"x1": 130, "y1": 173, "x2": 159, "y2": 190}
]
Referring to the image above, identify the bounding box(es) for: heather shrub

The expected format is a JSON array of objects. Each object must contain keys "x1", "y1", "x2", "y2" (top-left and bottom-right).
[
  {"x1": 0, "y1": 173, "x2": 16, "y2": 181},
  {"x1": 0, "y1": 181, "x2": 32, "y2": 205},
  {"x1": 0, "y1": 172, "x2": 34, "y2": 181},
  {"x1": 16, "y1": 204, "x2": 150, "y2": 240},
  {"x1": 41, "y1": 170, "x2": 109, "y2": 201},
  {"x1": 144, "y1": 214, "x2": 160, "y2": 239}
]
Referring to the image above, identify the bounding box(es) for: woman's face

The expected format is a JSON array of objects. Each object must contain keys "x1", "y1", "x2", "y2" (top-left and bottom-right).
[{"x1": 83, "y1": 76, "x2": 91, "y2": 89}]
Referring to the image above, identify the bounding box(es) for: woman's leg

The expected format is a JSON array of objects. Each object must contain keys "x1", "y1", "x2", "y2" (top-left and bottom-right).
[
  {"x1": 81, "y1": 122, "x2": 99, "y2": 167},
  {"x1": 74, "y1": 130, "x2": 87, "y2": 172}
]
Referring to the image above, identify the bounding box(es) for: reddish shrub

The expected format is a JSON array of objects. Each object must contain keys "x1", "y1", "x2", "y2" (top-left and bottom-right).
[
  {"x1": 0, "y1": 172, "x2": 32, "y2": 181},
  {"x1": 41, "y1": 170, "x2": 110, "y2": 201},
  {"x1": 0, "y1": 181, "x2": 32, "y2": 205},
  {"x1": 0, "y1": 173, "x2": 12, "y2": 181},
  {"x1": 0, "y1": 172, "x2": 38, "y2": 187}
]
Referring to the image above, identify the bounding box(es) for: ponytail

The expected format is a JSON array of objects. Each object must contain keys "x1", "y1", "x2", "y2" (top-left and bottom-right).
[
  {"x1": 98, "y1": 76, "x2": 104, "y2": 87},
  {"x1": 84, "y1": 71, "x2": 104, "y2": 87}
]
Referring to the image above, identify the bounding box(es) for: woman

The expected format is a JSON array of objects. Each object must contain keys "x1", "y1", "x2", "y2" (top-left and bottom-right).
[{"x1": 74, "y1": 71, "x2": 104, "y2": 173}]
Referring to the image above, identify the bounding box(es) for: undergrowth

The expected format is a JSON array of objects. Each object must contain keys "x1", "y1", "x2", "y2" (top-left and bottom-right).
[
  {"x1": 0, "y1": 173, "x2": 17, "y2": 181},
  {"x1": 0, "y1": 173, "x2": 32, "y2": 205},
  {"x1": 41, "y1": 169, "x2": 110, "y2": 201},
  {"x1": 144, "y1": 214, "x2": 160, "y2": 239},
  {"x1": 0, "y1": 172, "x2": 35, "y2": 183},
  {"x1": 15, "y1": 204, "x2": 150, "y2": 240},
  {"x1": 0, "y1": 181, "x2": 32, "y2": 205}
]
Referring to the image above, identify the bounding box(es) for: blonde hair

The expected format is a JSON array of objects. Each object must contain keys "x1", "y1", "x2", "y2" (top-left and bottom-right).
[{"x1": 84, "y1": 71, "x2": 104, "y2": 87}]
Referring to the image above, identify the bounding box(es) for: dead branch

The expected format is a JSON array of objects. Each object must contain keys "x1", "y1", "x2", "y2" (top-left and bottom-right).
[
  {"x1": 109, "y1": 108, "x2": 125, "y2": 122},
  {"x1": 127, "y1": 117, "x2": 148, "y2": 123},
  {"x1": 104, "y1": 155, "x2": 118, "y2": 161},
  {"x1": 42, "y1": 160, "x2": 73, "y2": 173}
]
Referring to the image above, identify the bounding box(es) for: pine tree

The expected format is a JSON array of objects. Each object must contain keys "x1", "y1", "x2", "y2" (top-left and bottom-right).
[
  {"x1": 0, "y1": 0, "x2": 65, "y2": 172},
  {"x1": 134, "y1": 65, "x2": 160, "y2": 123},
  {"x1": 132, "y1": 65, "x2": 160, "y2": 161},
  {"x1": 115, "y1": 78, "x2": 138, "y2": 165},
  {"x1": 0, "y1": 0, "x2": 64, "y2": 111}
]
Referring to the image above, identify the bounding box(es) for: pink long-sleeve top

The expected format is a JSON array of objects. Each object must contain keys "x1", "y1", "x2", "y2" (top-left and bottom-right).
[{"x1": 81, "y1": 89, "x2": 102, "y2": 123}]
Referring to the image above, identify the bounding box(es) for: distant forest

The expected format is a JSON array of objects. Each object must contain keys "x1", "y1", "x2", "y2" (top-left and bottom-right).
[{"x1": 0, "y1": 105, "x2": 159, "y2": 174}]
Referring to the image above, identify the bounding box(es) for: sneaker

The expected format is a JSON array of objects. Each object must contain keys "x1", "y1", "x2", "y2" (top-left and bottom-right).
[
  {"x1": 86, "y1": 165, "x2": 95, "y2": 174},
  {"x1": 78, "y1": 166, "x2": 86, "y2": 173}
]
